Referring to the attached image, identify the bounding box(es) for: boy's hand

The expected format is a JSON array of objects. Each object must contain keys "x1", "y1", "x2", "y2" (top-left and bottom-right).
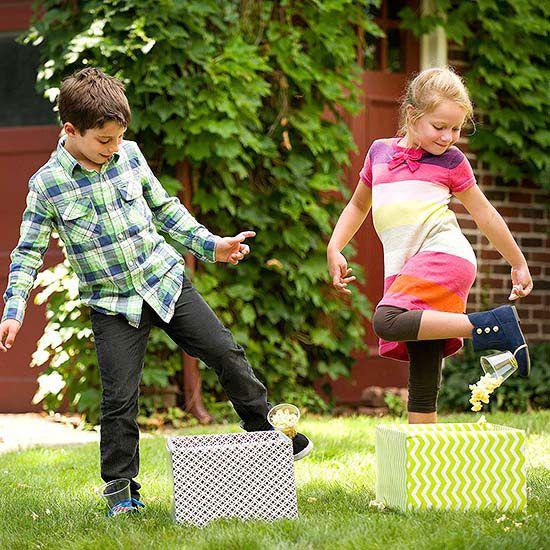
[
  {"x1": 0, "y1": 319, "x2": 21, "y2": 352},
  {"x1": 215, "y1": 231, "x2": 256, "y2": 265},
  {"x1": 328, "y1": 249, "x2": 356, "y2": 295},
  {"x1": 509, "y1": 264, "x2": 533, "y2": 300}
]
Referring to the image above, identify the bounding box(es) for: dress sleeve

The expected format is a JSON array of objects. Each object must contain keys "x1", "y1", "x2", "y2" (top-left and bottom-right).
[
  {"x1": 359, "y1": 147, "x2": 373, "y2": 188},
  {"x1": 449, "y1": 149, "x2": 476, "y2": 193}
]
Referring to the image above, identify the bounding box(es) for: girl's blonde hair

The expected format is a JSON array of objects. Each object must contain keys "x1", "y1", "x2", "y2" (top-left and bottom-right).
[{"x1": 398, "y1": 67, "x2": 474, "y2": 137}]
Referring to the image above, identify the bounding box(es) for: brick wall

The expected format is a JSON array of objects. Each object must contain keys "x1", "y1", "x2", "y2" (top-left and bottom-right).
[{"x1": 448, "y1": 44, "x2": 549, "y2": 343}]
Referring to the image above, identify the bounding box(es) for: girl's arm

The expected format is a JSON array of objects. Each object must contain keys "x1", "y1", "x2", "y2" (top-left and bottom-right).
[
  {"x1": 327, "y1": 182, "x2": 372, "y2": 294},
  {"x1": 454, "y1": 185, "x2": 533, "y2": 299}
]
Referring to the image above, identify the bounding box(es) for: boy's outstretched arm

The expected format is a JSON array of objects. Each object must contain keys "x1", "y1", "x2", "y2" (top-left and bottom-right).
[
  {"x1": 213, "y1": 231, "x2": 256, "y2": 265},
  {"x1": 1, "y1": 182, "x2": 54, "y2": 351},
  {"x1": 131, "y1": 142, "x2": 220, "y2": 262}
]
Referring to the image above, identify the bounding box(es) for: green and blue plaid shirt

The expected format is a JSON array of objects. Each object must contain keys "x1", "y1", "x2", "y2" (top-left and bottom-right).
[{"x1": 2, "y1": 138, "x2": 219, "y2": 327}]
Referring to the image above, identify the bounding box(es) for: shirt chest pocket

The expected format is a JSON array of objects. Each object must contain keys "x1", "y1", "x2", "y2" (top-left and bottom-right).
[
  {"x1": 117, "y1": 177, "x2": 150, "y2": 224},
  {"x1": 59, "y1": 198, "x2": 102, "y2": 244}
]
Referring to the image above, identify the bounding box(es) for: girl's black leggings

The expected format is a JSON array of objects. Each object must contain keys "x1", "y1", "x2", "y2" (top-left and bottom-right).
[{"x1": 373, "y1": 306, "x2": 444, "y2": 413}]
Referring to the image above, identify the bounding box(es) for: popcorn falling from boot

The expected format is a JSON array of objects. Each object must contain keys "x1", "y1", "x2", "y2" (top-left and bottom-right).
[{"x1": 469, "y1": 373, "x2": 504, "y2": 412}]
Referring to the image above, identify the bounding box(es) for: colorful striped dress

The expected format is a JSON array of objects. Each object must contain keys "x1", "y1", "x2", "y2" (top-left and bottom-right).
[{"x1": 360, "y1": 138, "x2": 477, "y2": 362}]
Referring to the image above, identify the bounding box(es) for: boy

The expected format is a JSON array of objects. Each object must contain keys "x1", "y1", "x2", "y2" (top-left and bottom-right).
[{"x1": 0, "y1": 68, "x2": 312, "y2": 514}]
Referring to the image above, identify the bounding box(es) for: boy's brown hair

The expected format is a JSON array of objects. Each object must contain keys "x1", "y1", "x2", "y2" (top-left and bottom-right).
[{"x1": 58, "y1": 67, "x2": 131, "y2": 133}]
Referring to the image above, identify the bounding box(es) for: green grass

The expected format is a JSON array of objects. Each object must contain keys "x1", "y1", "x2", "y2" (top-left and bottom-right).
[{"x1": 1, "y1": 412, "x2": 549, "y2": 549}]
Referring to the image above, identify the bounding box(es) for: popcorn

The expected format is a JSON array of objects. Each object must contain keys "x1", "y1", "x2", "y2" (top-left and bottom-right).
[
  {"x1": 469, "y1": 373, "x2": 503, "y2": 412},
  {"x1": 267, "y1": 404, "x2": 300, "y2": 438},
  {"x1": 477, "y1": 415, "x2": 487, "y2": 425},
  {"x1": 270, "y1": 408, "x2": 299, "y2": 430},
  {"x1": 369, "y1": 499, "x2": 386, "y2": 511}
]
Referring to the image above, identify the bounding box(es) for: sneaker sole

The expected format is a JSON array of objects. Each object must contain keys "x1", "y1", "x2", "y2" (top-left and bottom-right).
[
  {"x1": 294, "y1": 440, "x2": 314, "y2": 461},
  {"x1": 511, "y1": 305, "x2": 531, "y2": 376}
]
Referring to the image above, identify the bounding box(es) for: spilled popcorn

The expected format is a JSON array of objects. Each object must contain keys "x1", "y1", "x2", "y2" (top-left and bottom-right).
[
  {"x1": 369, "y1": 499, "x2": 386, "y2": 511},
  {"x1": 469, "y1": 373, "x2": 503, "y2": 412},
  {"x1": 269, "y1": 406, "x2": 299, "y2": 438}
]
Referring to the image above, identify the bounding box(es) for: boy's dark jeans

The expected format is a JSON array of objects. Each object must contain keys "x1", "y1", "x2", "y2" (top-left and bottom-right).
[{"x1": 90, "y1": 274, "x2": 271, "y2": 499}]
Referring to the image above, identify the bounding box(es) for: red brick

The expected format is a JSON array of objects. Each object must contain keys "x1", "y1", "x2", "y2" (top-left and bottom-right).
[
  {"x1": 521, "y1": 238, "x2": 544, "y2": 247},
  {"x1": 530, "y1": 266, "x2": 542, "y2": 276},
  {"x1": 521, "y1": 208, "x2": 544, "y2": 219},
  {"x1": 484, "y1": 278, "x2": 505, "y2": 288},
  {"x1": 498, "y1": 207, "x2": 520, "y2": 217},
  {"x1": 492, "y1": 265, "x2": 511, "y2": 275},
  {"x1": 485, "y1": 190, "x2": 506, "y2": 202},
  {"x1": 532, "y1": 252, "x2": 550, "y2": 263},
  {"x1": 457, "y1": 219, "x2": 477, "y2": 230},
  {"x1": 521, "y1": 323, "x2": 539, "y2": 333},
  {"x1": 533, "y1": 309, "x2": 550, "y2": 320},
  {"x1": 509, "y1": 192, "x2": 532, "y2": 204},
  {"x1": 481, "y1": 249, "x2": 501, "y2": 260},
  {"x1": 507, "y1": 222, "x2": 531, "y2": 232},
  {"x1": 517, "y1": 294, "x2": 544, "y2": 305},
  {"x1": 453, "y1": 203, "x2": 470, "y2": 215}
]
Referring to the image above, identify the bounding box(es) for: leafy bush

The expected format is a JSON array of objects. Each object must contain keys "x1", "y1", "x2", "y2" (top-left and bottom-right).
[
  {"x1": 439, "y1": 341, "x2": 550, "y2": 413},
  {"x1": 26, "y1": 0, "x2": 378, "y2": 422},
  {"x1": 401, "y1": 0, "x2": 550, "y2": 187},
  {"x1": 384, "y1": 392, "x2": 406, "y2": 418}
]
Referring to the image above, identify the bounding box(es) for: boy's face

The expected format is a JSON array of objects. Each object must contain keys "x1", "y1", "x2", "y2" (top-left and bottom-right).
[{"x1": 63, "y1": 120, "x2": 126, "y2": 167}]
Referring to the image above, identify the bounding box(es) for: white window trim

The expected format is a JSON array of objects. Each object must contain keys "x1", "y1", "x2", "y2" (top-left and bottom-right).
[{"x1": 420, "y1": 0, "x2": 448, "y2": 69}]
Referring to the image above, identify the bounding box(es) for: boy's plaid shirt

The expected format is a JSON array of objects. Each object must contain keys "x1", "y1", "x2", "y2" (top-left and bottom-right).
[{"x1": 2, "y1": 138, "x2": 219, "y2": 328}]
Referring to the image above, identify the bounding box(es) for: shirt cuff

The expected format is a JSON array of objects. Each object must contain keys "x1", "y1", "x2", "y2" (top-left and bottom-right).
[
  {"x1": 1, "y1": 297, "x2": 26, "y2": 325},
  {"x1": 203, "y1": 235, "x2": 220, "y2": 263}
]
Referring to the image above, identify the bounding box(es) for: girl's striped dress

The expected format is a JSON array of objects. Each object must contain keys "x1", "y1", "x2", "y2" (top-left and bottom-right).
[{"x1": 360, "y1": 137, "x2": 477, "y2": 362}]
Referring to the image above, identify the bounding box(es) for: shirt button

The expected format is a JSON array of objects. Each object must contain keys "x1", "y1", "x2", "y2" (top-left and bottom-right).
[
  {"x1": 476, "y1": 328, "x2": 483, "y2": 335},
  {"x1": 484, "y1": 327, "x2": 491, "y2": 334}
]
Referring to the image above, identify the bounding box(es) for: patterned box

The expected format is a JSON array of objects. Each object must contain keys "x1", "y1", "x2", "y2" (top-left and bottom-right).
[
  {"x1": 167, "y1": 431, "x2": 298, "y2": 526},
  {"x1": 376, "y1": 422, "x2": 526, "y2": 511}
]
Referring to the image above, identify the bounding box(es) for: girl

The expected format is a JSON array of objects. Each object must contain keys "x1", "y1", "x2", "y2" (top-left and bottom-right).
[{"x1": 327, "y1": 67, "x2": 533, "y2": 424}]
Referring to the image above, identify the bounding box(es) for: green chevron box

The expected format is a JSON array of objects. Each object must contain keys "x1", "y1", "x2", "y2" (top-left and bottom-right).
[{"x1": 376, "y1": 422, "x2": 526, "y2": 511}]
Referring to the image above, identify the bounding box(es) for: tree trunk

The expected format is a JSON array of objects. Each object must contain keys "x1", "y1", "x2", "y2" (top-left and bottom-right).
[{"x1": 176, "y1": 161, "x2": 213, "y2": 425}]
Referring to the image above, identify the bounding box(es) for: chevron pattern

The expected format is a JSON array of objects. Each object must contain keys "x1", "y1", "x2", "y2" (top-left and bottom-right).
[{"x1": 376, "y1": 423, "x2": 526, "y2": 512}]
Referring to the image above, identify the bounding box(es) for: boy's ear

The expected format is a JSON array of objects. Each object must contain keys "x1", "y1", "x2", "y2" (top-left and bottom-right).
[{"x1": 63, "y1": 122, "x2": 80, "y2": 137}]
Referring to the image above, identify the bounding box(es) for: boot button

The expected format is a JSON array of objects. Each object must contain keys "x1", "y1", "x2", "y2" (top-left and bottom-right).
[
  {"x1": 484, "y1": 327, "x2": 491, "y2": 333},
  {"x1": 493, "y1": 326, "x2": 499, "y2": 332},
  {"x1": 476, "y1": 328, "x2": 483, "y2": 334}
]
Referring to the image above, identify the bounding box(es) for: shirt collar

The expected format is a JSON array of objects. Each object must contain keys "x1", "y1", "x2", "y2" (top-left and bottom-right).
[{"x1": 55, "y1": 136, "x2": 121, "y2": 176}]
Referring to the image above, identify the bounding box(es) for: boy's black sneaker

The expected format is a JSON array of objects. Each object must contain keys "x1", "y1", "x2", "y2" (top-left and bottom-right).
[{"x1": 292, "y1": 433, "x2": 313, "y2": 461}]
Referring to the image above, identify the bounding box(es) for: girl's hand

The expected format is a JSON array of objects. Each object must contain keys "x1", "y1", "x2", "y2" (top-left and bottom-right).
[
  {"x1": 328, "y1": 249, "x2": 356, "y2": 295},
  {"x1": 509, "y1": 264, "x2": 533, "y2": 300},
  {"x1": 215, "y1": 231, "x2": 255, "y2": 265}
]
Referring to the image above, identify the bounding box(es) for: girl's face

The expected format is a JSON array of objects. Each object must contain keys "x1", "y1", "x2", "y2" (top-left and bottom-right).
[{"x1": 408, "y1": 100, "x2": 467, "y2": 155}]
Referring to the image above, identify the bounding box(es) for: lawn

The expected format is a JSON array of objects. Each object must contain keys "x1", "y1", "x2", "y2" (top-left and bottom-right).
[{"x1": 1, "y1": 411, "x2": 548, "y2": 550}]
